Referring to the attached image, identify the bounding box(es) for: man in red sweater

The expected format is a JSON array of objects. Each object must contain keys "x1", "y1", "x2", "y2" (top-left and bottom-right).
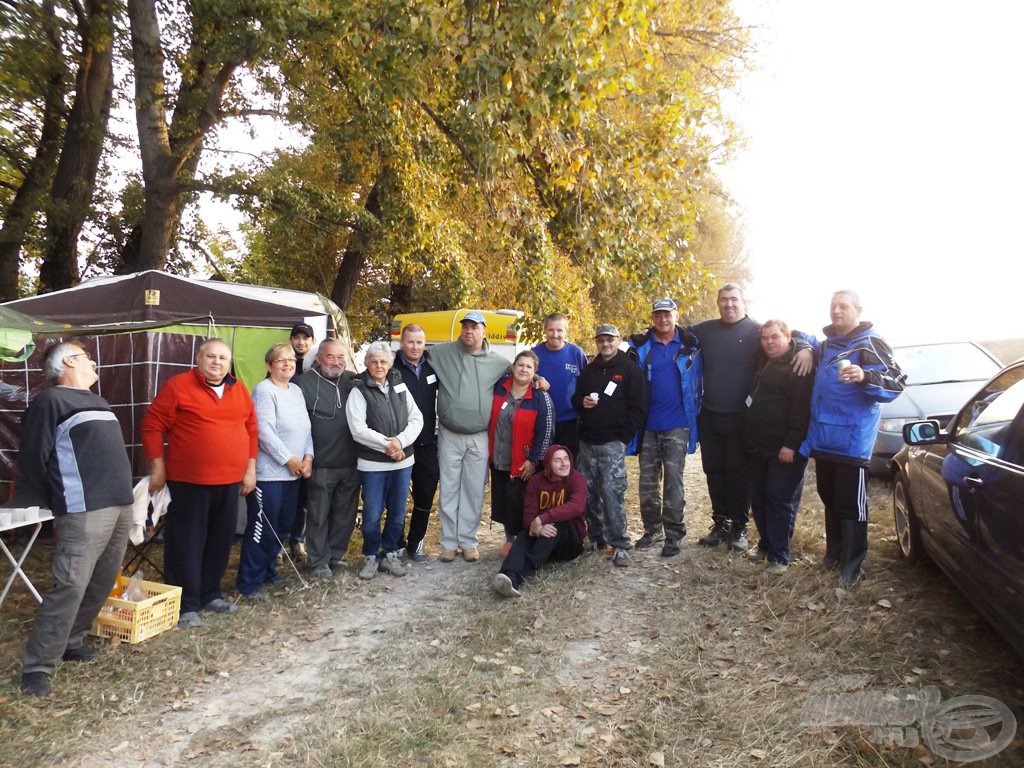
[
  {"x1": 142, "y1": 338, "x2": 258, "y2": 628},
  {"x1": 491, "y1": 444, "x2": 587, "y2": 597}
]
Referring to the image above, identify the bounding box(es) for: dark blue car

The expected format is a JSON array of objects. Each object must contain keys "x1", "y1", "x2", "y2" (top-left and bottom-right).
[{"x1": 892, "y1": 360, "x2": 1024, "y2": 653}]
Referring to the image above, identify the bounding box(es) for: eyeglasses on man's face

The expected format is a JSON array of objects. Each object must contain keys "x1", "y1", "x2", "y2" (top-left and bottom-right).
[{"x1": 66, "y1": 352, "x2": 92, "y2": 361}]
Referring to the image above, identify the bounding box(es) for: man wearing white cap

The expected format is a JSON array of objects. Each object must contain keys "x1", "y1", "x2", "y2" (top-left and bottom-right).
[{"x1": 427, "y1": 311, "x2": 513, "y2": 562}]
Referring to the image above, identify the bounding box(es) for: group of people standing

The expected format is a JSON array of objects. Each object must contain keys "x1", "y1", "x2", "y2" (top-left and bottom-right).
[
  {"x1": 489, "y1": 286, "x2": 905, "y2": 597},
  {"x1": 9, "y1": 285, "x2": 904, "y2": 698}
]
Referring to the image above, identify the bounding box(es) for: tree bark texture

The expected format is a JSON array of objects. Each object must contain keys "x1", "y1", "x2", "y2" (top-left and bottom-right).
[
  {"x1": 121, "y1": 0, "x2": 242, "y2": 272},
  {"x1": 0, "y1": 0, "x2": 65, "y2": 300},
  {"x1": 38, "y1": 0, "x2": 115, "y2": 293},
  {"x1": 330, "y1": 179, "x2": 381, "y2": 311}
]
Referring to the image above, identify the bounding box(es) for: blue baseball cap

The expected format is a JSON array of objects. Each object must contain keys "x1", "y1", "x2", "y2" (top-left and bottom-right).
[{"x1": 460, "y1": 310, "x2": 486, "y2": 325}]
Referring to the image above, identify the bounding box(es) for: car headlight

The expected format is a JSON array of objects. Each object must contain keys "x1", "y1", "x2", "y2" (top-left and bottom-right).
[{"x1": 878, "y1": 418, "x2": 911, "y2": 433}]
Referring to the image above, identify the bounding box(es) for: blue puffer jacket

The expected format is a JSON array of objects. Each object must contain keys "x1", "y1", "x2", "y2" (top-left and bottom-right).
[
  {"x1": 798, "y1": 322, "x2": 905, "y2": 464},
  {"x1": 626, "y1": 326, "x2": 703, "y2": 454}
]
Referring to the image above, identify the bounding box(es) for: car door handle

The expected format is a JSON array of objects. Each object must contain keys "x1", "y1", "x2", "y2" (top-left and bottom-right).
[{"x1": 963, "y1": 476, "x2": 984, "y2": 491}]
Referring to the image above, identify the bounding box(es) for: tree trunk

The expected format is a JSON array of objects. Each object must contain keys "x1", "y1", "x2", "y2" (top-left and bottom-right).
[
  {"x1": 0, "y1": 0, "x2": 65, "y2": 299},
  {"x1": 122, "y1": 0, "x2": 177, "y2": 272},
  {"x1": 38, "y1": 0, "x2": 115, "y2": 293},
  {"x1": 330, "y1": 179, "x2": 381, "y2": 310},
  {"x1": 121, "y1": 0, "x2": 241, "y2": 272}
]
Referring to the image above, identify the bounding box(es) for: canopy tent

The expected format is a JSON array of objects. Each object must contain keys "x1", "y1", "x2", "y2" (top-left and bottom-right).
[
  {"x1": 0, "y1": 271, "x2": 352, "y2": 500},
  {"x1": 0, "y1": 305, "x2": 75, "y2": 362}
]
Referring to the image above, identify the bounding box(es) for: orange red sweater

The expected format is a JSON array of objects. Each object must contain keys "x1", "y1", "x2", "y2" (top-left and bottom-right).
[{"x1": 142, "y1": 369, "x2": 258, "y2": 485}]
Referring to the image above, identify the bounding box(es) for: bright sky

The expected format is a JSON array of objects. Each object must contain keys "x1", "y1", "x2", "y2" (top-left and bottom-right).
[{"x1": 719, "y1": 0, "x2": 1024, "y2": 344}]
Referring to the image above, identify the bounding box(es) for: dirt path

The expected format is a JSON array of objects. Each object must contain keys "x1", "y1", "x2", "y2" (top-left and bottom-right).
[{"x1": 10, "y1": 458, "x2": 1024, "y2": 768}]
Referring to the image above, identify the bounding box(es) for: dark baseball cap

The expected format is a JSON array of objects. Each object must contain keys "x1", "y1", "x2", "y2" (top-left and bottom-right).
[
  {"x1": 652, "y1": 298, "x2": 678, "y2": 312},
  {"x1": 290, "y1": 322, "x2": 315, "y2": 338}
]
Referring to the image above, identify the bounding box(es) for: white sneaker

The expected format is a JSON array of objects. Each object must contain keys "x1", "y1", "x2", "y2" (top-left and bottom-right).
[
  {"x1": 491, "y1": 573, "x2": 521, "y2": 598},
  {"x1": 379, "y1": 552, "x2": 408, "y2": 577},
  {"x1": 358, "y1": 555, "x2": 378, "y2": 580}
]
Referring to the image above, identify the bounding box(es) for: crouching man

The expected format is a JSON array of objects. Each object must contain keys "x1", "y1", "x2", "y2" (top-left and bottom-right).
[{"x1": 10, "y1": 343, "x2": 134, "y2": 698}]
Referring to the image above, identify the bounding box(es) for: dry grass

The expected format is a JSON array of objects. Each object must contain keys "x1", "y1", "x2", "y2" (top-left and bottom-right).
[{"x1": 2, "y1": 457, "x2": 1023, "y2": 767}]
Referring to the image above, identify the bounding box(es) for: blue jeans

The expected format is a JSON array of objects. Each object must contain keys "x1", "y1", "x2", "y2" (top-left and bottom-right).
[
  {"x1": 237, "y1": 480, "x2": 300, "y2": 595},
  {"x1": 359, "y1": 466, "x2": 413, "y2": 556}
]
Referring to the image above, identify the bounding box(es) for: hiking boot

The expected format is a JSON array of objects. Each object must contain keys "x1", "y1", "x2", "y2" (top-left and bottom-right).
[
  {"x1": 660, "y1": 540, "x2": 681, "y2": 558},
  {"x1": 20, "y1": 671, "x2": 51, "y2": 698},
  {"x1": 201, "y1": 598, "x2": 237, "y2": 614},
  {"x1": 765, "y1": 562, "x2": 788, "y2": 575},
  {"x1": 462, "y1": 547, "x2": 480, "y2": 562},
  {"x1": 612, "y1": 548, "x2": 631, "y2": 568},
  {"x1": 240, "y1": 589, "x2": 270, "y2": 601},
  {"x1": 358, "y1": 555, "x2": 378, "y2": 580},
  {"x1": 291, "y1": 541, "x2": 308, "y2": 564},
  {"x1": 439, "y1": 548, "x2": 457, "y2": 562},
  {"x1": 178, "y1": 611, "x2": 202, "y2": 629},
  {"x1": 311, "y1": 564, "x2": 333, "y2": 579},
  {"x1": 491, "y1": 573, "x2": 521, "y2": 598},
  {"x1": 698, "y1": 520, "x2": 731, "y2": 547},
  {"x1": 635, "y1": 531, "x2": 664, "y2": 550},
  {"x1": 379, "y1": 552, "x2": 407, "y2": 577},
  {"x1": 62, "y1": 645, "x2": 100, "y2": 663},
  {"x1": 729, "y1": 528, "x2": 749, "y2": 552},
  {"x1": 747, "y1": 548, "x2": 768, "y2": 563}
]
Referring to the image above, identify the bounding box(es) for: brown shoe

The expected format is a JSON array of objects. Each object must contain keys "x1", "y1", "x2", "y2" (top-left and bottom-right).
[
  {"x1": 462, "y1": 547, "x2": 480, "y2": 562},
  {"x1": 439, "y1": 548, "x2": 457, "y2": 562}
]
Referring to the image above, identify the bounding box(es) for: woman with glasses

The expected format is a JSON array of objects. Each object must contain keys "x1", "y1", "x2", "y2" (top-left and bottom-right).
[
  {"x1": 346, "y1": 341, "x2": 423, "y2": 580},
  {"x1": 236, "y1": 343, "x2": 314, "y2": 599}
]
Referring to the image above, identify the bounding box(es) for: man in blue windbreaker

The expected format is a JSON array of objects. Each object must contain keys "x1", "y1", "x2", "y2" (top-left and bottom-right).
[{"x1": 799, "y1": 290, "x2": 905, "y2": 587}]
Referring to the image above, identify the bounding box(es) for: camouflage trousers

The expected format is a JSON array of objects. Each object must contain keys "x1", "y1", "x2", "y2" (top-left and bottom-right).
[
  {"x1": 638, "y1": 428, "x2": 689, "y2": 542},
  {"x1": 576, "y1": 440, "x2": 630, "y2": 551}
]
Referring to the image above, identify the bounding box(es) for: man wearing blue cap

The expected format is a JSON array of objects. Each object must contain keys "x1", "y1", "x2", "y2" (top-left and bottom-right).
[
  {"x1": 428, "y1": 311, "x2": 513, "y2": 562},
  {"x1": 626, "y1": 299, "x2": 702, "y2": 558}
]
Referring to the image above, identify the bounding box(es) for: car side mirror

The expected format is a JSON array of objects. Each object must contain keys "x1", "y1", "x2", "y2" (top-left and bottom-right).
[{"x1": 903, "y1": 420, "x2": 944, "y2": 445}]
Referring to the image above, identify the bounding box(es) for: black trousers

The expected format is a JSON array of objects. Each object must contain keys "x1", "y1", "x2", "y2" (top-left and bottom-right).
[
  {"x1": 164, "y1": 481, "x2": 241, "y2": 613},
  {"x1": 490, "y1": 467, "x2": 527, "y2": 539},
  {"x1": 698, "y1": 410, "x2": 749, "y2": 529},
  {"x1": 405, "y1": 443, "x2": 440, "y2": 552},
  {"x1": 500, "y1": 521, "x2": 583, "y2": 587}
]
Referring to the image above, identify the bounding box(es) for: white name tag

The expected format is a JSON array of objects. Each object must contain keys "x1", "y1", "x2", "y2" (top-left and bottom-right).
[
  {"x1": 501, "y1": 400, "x2": 509, "y2": 410},
  {"x1": 394, "y1": 383, "x2": 408, "y2": 394},
  {"x1": 604, "y1": 381, "x2": 617, "y2": 396},
  {"x1": 426, "y1": 374, "x2": 437, "y2": 385}
]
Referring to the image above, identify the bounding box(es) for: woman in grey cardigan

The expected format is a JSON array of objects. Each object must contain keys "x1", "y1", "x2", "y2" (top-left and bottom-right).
[{"x1": 237, "y1": 343, "x2": 314, "y2": 598}]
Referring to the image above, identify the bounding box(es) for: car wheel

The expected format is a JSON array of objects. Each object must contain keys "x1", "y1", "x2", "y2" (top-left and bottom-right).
[{"x1": 893, "y1": 473, "x2": 925, "y2": 563}]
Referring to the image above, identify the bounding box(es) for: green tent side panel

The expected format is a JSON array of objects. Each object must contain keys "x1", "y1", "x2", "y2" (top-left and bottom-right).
[
  {"x1": 150, "y1": 324, "x2": 291, "y2": 391},
  {"x1": 225, "y1": 327, "x2": 291, "y2": 390}
]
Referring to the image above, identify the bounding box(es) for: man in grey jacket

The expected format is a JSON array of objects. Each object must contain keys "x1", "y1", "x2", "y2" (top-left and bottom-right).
[
  {"x1": 428, "y1": 311, "x2": 512, "y2": 562},
  {"x1": 296, "y1": 339, "x2": 359, "y2": 578}
]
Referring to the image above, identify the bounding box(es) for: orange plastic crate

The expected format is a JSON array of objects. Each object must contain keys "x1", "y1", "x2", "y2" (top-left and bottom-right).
[{"x1": 91, "y1": 575, "x2": 181, "y2": 644}]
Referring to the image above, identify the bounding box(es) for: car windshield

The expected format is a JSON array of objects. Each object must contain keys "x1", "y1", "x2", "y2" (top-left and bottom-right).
[{"x1": 895, "y1": 343, "x2": 1000, "y2": 385}]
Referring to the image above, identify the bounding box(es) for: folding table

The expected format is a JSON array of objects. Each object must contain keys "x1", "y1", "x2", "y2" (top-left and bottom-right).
[{"x1": 0, "y1": 508, "x2": 55, "y2": 606}]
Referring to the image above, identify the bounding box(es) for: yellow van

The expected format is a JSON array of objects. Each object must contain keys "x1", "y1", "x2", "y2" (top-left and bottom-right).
[{"x1": 389, "y1": 309, "x2": 525, "y2": 361}]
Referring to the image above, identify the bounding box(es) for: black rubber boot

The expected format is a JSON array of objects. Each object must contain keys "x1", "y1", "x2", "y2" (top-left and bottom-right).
[
  {"x1": 821, "y1": 508, "x2": 842, "y2": 569},
  {"x1": 838, "y1": 519, "x2": 868, "y2": 587}
]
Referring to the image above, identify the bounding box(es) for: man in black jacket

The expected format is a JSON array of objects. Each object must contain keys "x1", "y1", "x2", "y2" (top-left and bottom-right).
[
  {"x1": 572, "y1": 324, "x2": 648, "y2": 568},
  {"x1": 10, "y1": 342, "x2": 134, "y2": 698},
  {"x1": 394, "y1": 323, "x2": 440, "y2": 562}
]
